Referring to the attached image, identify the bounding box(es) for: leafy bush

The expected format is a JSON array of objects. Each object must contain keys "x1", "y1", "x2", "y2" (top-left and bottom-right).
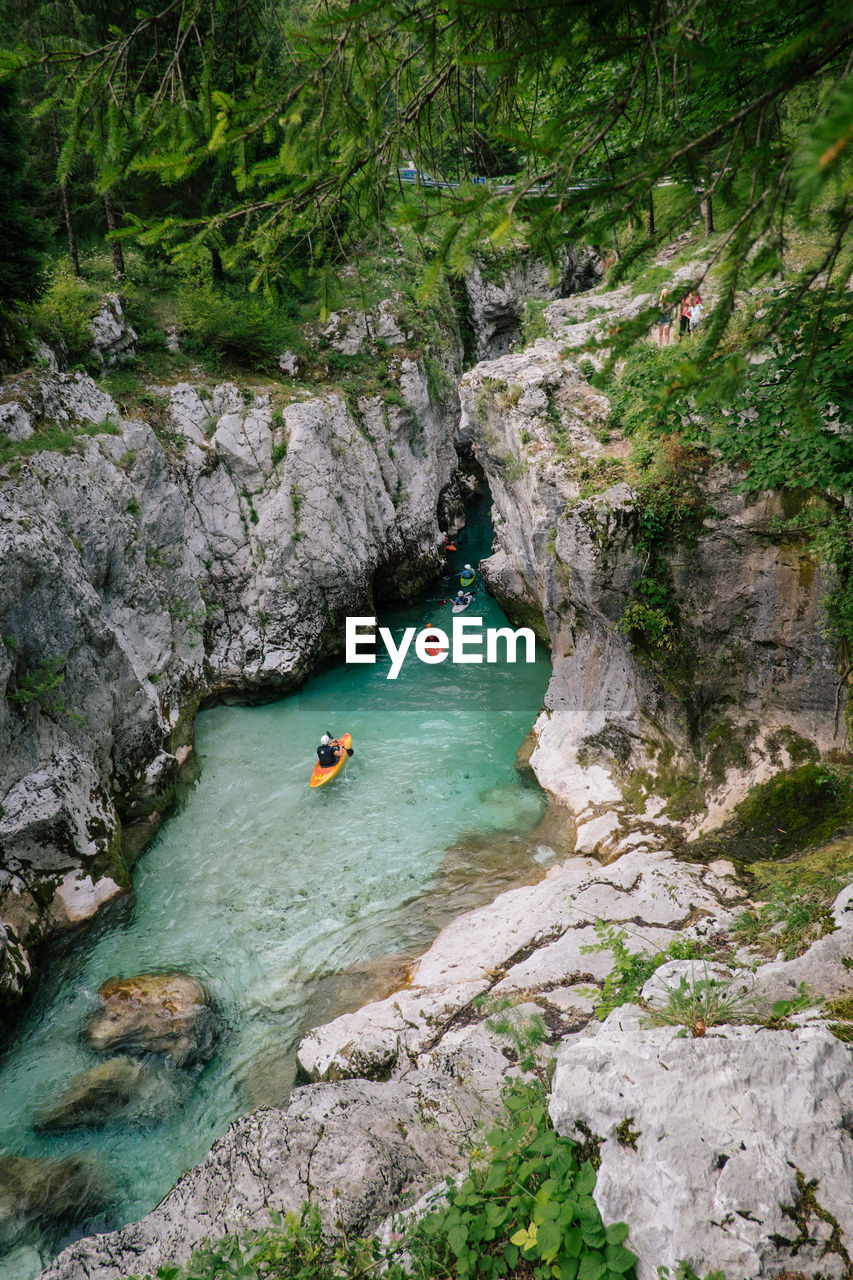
[
  {"x1": 619, "y1": 596, "x2": 674, "y2": 651},
  {"x1": 705, "y1": 297, "x2": 853, "y2": 497},
  {"x1": 408, "y1": 1079, "x2": 636, "y2": 1280},
  {"x1": 617, "y1": 440, "x2": 705, "y2": 659},
  {"x1": 27, "y1": 271, "x2": 103, "y2": 364},
  {"x1": 178, "y1": 284, "x2": 301, "y2": 369},
  {"x1": 8, "y1": 652, "x2": 68, "y2": 717}
]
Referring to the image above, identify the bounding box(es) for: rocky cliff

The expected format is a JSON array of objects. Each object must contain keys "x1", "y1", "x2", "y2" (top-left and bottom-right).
[
  {"x1": 11, "y1": 262, "x2": 853, "y2": 1280},
  {"x1": 0, "y1": 338, "x2": 461, "y2": 1009},
  {"x1": 457, "y1": 286, "x2": 848, "y2": 857}
]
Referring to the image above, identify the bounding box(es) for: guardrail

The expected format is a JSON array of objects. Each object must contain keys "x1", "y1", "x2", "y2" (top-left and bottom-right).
[{"x1": 396, "y1": 169, "x2": 683, "y2": 197}]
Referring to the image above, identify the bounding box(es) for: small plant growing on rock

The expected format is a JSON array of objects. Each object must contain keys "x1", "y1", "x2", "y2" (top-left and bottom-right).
[
  {"x1": 641, "y1": 966, "x2": 758, "y2": 1037},
  {"x1": 474, "y1": 994, "x2": 549, "y2": 1080},
  {"x1": 9, "y1": 652, "x2": 69, "y2": 717},
  {"x1": 580, "y1": 921, "x2": 712, "y2": 1021},
  {"x1": 731, "y1": 878, "x2": 841, "y2": 960}
]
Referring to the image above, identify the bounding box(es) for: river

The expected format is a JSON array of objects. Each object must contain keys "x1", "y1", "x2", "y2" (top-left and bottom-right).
[{"x1": 0, "y1": 495, "x2": 553, "y2": 1279}]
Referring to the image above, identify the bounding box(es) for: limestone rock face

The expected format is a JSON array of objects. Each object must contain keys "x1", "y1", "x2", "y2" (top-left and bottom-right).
[
  {"x1": 549, "y1": 1012, "x2": 853, "y2": 1280},
  {"x1": 89, "y1": 296, "x2": 137, "y2": 368},
  {"x1": 38, "y1": 1074, "x2": 493, "y2": 1280},
  {"x1": 458, "y1": 317, "x2": 846, "y2": 850},
  {"x1": 322, "y1": 297, "x2": 413, "y2": 353},
  {"x1": 1, "y1": 345, "x2": 458, "y2": 1003},
  {"x1": 463, "y1": 248, "x2": 602, "y2": 360},
  {"x1": 84, "y1": 973, "x2": 218, "y2": 1067},
  {"x1": 295, "y1": 848, "x2": 740, "y2": 1083}
]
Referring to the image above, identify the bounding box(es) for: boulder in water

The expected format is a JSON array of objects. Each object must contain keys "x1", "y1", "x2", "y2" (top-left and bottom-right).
[
  {"x1": 0, "y1": 1153, "x2": 110, "y2": 1249},
  {"x1": 33, "y1": 1056, "x2": 187, "y2": 1131},
  {"x1": 84, "y1": 973, "x2": 218, "y2": 1067}
]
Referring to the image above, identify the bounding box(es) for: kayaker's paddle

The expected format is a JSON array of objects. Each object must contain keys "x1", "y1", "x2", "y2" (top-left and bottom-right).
[{"x1": 328, "y1": 731, "x2": 354, "y2": 757}]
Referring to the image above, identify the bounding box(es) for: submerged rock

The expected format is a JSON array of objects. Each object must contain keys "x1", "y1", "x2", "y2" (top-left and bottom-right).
[
  {"x1": 84, "y1": 973, "x2": 217, "y2": 1067},
  {"x1": 33, "y1": 1056, "x2": 186, "y2": 1131},
  {"x1": 0, "y1": 1153, "x2": 110, "y2": 1249}
]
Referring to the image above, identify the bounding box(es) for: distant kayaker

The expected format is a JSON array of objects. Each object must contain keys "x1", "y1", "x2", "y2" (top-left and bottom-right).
[
  {"x1": 316, "y1": 734, "x2": 341, "y2": 767},
  {"x1": 453, "y1": 590, "x2": 472, "y2": 608}
]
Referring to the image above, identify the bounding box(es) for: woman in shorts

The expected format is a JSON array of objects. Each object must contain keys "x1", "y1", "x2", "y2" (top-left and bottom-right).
[{"x1": 656, "y1": 288, "x2": 672, "y2": 347}]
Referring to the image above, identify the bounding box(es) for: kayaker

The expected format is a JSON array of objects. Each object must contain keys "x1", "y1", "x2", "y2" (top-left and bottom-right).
[
  {"x1": 316, "y1": 734, "x2": 341, "y2": 767},
  {"x1": 453, "y1": 590, "x2": 472, "y2": 608},
  {"x1": 462, "y1": 563, "x2": 475, "y2": 581}
]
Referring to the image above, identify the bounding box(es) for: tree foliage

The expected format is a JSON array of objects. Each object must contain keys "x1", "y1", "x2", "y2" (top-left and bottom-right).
[
  {"x1": 0, "y1": 78, "x2": 49, "y2": 305},
  {"x1": 1, "y1": 0, "x2": 852, "y2": 466},
  {"x1": 4, "y1": 1, "x2": 852, "y2": 283}
]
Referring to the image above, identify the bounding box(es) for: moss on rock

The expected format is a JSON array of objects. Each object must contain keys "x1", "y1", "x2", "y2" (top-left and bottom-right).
[{"x1": 693, "y1": 765, "x2": 853, "y2": 863}]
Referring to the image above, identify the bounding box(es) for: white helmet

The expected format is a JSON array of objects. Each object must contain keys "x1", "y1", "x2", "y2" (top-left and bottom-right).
[
  {"x1": 464, "y1": 563, "x2": 473, "y2": 572},
  {"x1": 320, "y1": 734, "x2": 330, "y2": 745}
]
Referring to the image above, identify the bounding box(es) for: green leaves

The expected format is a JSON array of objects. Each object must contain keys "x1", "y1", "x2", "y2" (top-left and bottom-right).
[{"x1": 411, "y1": 1079, "x2": 637, "y2": 1280}]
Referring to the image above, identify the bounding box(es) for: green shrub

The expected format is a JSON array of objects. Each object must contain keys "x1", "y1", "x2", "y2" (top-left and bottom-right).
[
  {"x1": 177, "y1": 283, "x2": 301, "y2": 369},
  {"x1": 602, "y1": 345, "x2": 691, "y2": 438},
  {"x1": 408, "y1": 1079, "x2": 636, "y2": 1280},
  {"x1": 27, "y1": 271, "x2": 102, "y2": 364},
  {"x1": 619, "y1": 598, "x2": 675, "y2": 650},
  {"x1": 8, "y1": 652, "x2": 68, "y2": 717}
]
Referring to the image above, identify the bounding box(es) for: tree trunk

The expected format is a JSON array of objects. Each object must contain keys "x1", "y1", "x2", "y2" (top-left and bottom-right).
[
  {"x1": 41, "y1": 22, "x2": 80, "y2": 279},
  {"x1": 50, "y1": 110, "x2": 80, "y2": 277},
  {"x1": 647, "y1": 188, "x2": 655, "y2": 237},
  {"x1": 103, "y1": 193, "x2": 125, "y2": 279},
  {"x1": 701, "y1": 194, "x2": 714, "y2": 236},
  {"x1": 210, "y1": 245, "x2": 224, "y2": 282}
]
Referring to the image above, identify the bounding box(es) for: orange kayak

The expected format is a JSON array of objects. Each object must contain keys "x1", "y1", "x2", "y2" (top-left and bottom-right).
[{"x1": 309, "y1": 733, "x2": 352, "y2": 789}]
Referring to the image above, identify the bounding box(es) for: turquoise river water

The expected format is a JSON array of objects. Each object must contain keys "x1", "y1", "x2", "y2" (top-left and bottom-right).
[{"x1": 0, "y1": 500, "x2": 553, "y2": 1279}]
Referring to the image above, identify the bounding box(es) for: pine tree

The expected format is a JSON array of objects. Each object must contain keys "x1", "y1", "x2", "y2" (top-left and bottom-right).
[{"x1": 0, "y1": 78, "x2": 48, "y2": 307}]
